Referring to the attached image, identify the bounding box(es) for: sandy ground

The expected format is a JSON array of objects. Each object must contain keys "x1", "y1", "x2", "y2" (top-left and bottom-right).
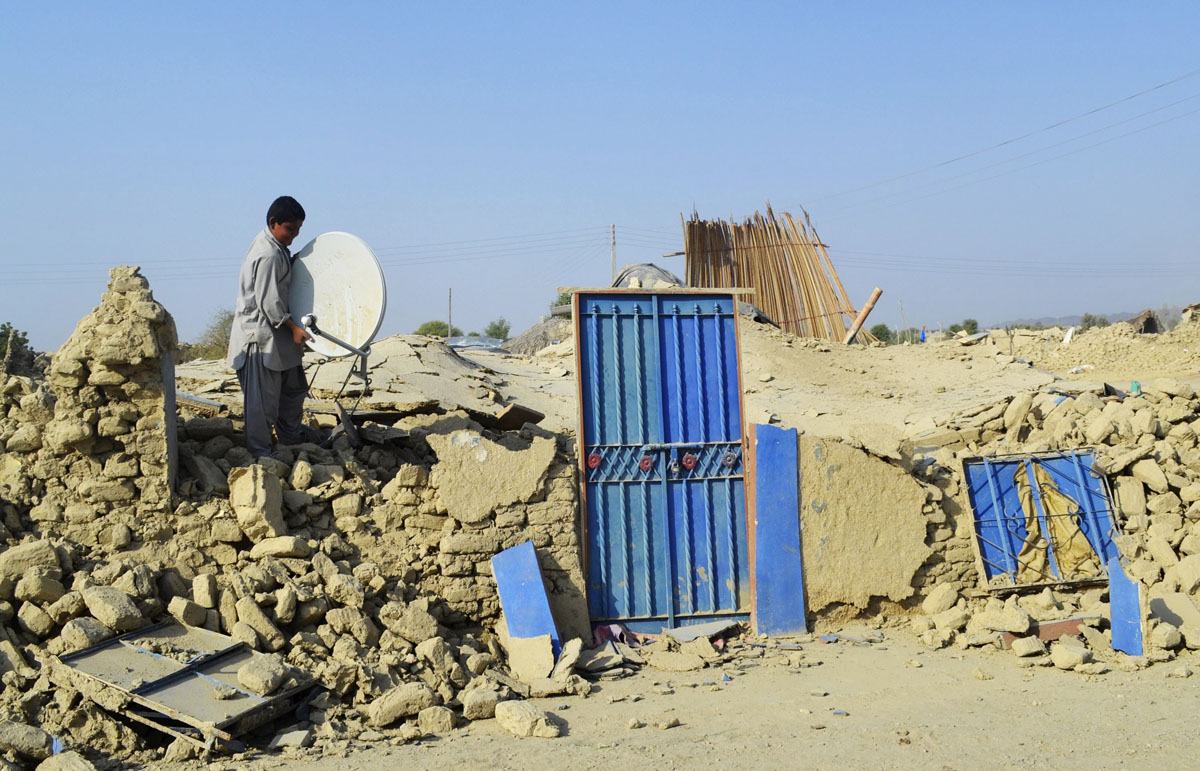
[{"x1": 180, "y1": 629, "x2": 1198, "y2": 771}]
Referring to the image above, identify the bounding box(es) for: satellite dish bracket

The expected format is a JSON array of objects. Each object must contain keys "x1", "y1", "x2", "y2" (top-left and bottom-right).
[{"x1": 301, "y1": 313, "x2": 371, "y2": 386}]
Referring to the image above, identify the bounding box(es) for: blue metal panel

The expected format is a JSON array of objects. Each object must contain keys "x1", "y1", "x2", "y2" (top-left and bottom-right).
[
  {"x1": 491, "y1": 541, "x2": 562, "y2": 657},
  {"x1": 577, "y1": 292, "x2": 748, "y2": 628},
  {"x1": 1108, "y1": 555, "x2": 1143, "y2": 656},
  {"x1": 751, "y1": 424, "x2": 807, "y2": 636},
  {"x1": 963, "y1": 451, "x2": 1119, "y2": 586}
]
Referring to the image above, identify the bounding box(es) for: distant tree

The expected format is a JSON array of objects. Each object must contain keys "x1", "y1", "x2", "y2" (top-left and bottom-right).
[
  {"x1": 962, "y1": 318, "x2": 979, "y2": 335},
  {"x1": 869, "y1": 323, "x2": 894, "y2": 344},
  {"x1": 177, "y1": 309, "x2": 233, "y2": 362},
  {"x1": 0, "y1": 322, "x2": 29, "y2": 356},
  {"x1": 948, "y1": 323, "x2": 963, "y2": 334},
  {"x1": 414, "y1": 320, "x2": 463, "y2": 338},
  {"x1": 1079, "y1": 313, "x2": 1110, "y2": 331},
  {"x1": 1158, "y1": 304, "x2": 1181, "y2": 331},
  {"x1": 551, "y1": 292, "x2": 572, "y2": 310},
  {"x1": 484, "y1": 317, "x2": 511, "y2": 339},
  {"x1": 897, "y1": 327, "x2": 920, "y2": 343}
]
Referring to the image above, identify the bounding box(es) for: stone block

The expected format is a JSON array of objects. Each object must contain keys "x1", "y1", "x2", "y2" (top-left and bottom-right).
[
  {"x1": 366, "y1": 683, "x2": 437, "y2": 727},
  {"x1": 920, "y1": 584, "x2": 959, "y2": 615},
  {"x1": 1131, "y1": 459, "x2": 1169, "y2": 494},
  {"x1": 229, "y1": 465, "x2": 286, "y2": 542},
  {"x1": 238, "y1": 653, "x2": 288, "y2": 696},
  {"x1": 60, "y1": 617, "x2": 114, "y2": 650},
  {"x1": 1049, "y1": 642, "x2": 1092, "y2": 670},
  {"x1": 417, "y1": 705, "x2": 456, "y2": 734},
  {"x1": 15, "y1": 572, "x2": 65, "y2": 605},
  {"x1": 461, "y1": 688, "x2": 499, "y2": 720},
  {"x1": 193, "y1": 574, "x2": 219, "y2": 609},
  {"x1": 0, "y1": 719, "x2": 52, "y2": 760},
  {"x1": 82, "y1": 586, "x2": 144, "y2": 632},
  {"x1": 494, "y1": 700, "x2": 559, "y2": 738},
  {"x1": 168, "y1": 596, "x2": 208, "y2": 626},
  {"x1": 250, "y1": 536, "x2": 311, "y2": 559},
  {"x1": 17, "y1": 602, "x2": 55, "y2": 637},
  {"x1": 0, "y1": 541, "x2": 60, "y2": 580},
  {"x1": 235, "y1": 597, "x2": 286, "y2": 651},
  {"x1": 1010, "y1": 636, "x2": 1047, "y2": 657}
]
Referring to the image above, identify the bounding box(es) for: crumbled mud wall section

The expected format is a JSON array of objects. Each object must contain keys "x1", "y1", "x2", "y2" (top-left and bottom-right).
[
  {"x1": 799, "y1": 436, "x2": 933, "y2": 614},
  {"x1": 0, "y1": 266, "x2": 177, "y2": 545}
]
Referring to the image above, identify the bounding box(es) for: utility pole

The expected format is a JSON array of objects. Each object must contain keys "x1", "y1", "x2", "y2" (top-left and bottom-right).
[
  {"x1": 610, "y1": 224, "x2": 616, "y2": 280},
  {"x1": 447, "y1": 288, "x2": 452, "y2": 340},
  {"x1": 898, "y1": 300, "x2": 910, "y2": 344}
]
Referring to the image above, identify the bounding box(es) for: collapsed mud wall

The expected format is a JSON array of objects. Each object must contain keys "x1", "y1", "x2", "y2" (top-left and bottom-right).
[
  {"x1": 0, "y1": 268, "x2": 589, "y2": 760},
  {"x1": 0, "y1": 267, "x2": 177, "y2": 545}
]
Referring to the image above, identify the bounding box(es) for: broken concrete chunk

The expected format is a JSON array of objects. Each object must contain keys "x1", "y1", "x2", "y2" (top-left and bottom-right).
[
  {"x1": 325, "y1": 573, "x2": 365, "y2": 609},
  {"x1": 1150, "y1": 622, "x2": 1183, "y2": 650},
  {"x1": 193, "y1": 574, "x2": 219, "y2": 609},
  {"x1": 36, "y1": 749, "x2": 98, "y2": 770},
  {"x1": 391, "y1": 605, "x2": 439, "y2": 644},
  {"x1": 500, "y1": 632, "x2": 555, "y2": 683},
  {"x1": 17, "y1": 602, "x2": 55, "y2": 637},
  {"x1": 235, "y1": 596, "x2": 286, "y2": 651},
  {"x1": 1131, "y1": 459, "x2": 1170, "y2": 494},
  {"x1": 920, "y1": 584, "x2": 959, "y2": 616},
  {"x1": 238, "y1": 653, "x2": 289, "y2": 696},
  {"x1": 81, "y1": 585, "x2": 144, "y2": 632},
  {"x1": 249, "y1": 536, "x2": 311, "y2": 559},
  {"x1": 644, "y1": 649, "x2": 706, "y2": 672},
  {"x1": 0, "y1": 541, "x2": 60, "y2": 580},
  {"x1": 550, "y1": 637, "x2": 583, "y2": 681},
  {"x1": 417, "y1": 705, "x2": 456, "y2": 734},
  {"x1": 494, "y1": 700, "x2": 560, "y2": 738},
  {"x1": 60, "y1": 617, "x2": 114, "y2": 650},
  {"x1": 168, "y1": 596, "x2": 208, "y2": 627},
  {"x1": 366, "y1": 683, "x2": 437, "y2": 727},
  {"x1": 1049, "y1": 642, "x2": 1092, "y2": 670},
  {"x1": 229, "y1": 464, "x2": 286, "y2": 541},
  {"x1": 1010, "y1": 636, "x2": 1047, "y2": 657},
  {"x1": 15, "y1": 570, "x2": 65, "y2": 605},
  {"x1": 0, "y1": 719, "x2": 52, "y2": 760},
  {"x1": 461, "y1": 688, "x2": 499, "y2": 720}
]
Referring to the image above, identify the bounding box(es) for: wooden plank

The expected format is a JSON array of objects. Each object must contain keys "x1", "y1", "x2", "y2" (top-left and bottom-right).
[{"x1": 749, "y1": 424, "x2": 807, "y2": 636}]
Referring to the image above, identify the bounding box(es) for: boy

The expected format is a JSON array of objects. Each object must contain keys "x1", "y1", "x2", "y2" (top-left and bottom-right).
[{"x1": 227, "y1": 196, "x2": 313, "y2": 458}]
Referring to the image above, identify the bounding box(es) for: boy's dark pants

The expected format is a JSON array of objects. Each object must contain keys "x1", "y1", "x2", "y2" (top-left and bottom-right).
[{"x1": 236, "y1": 346, "x2": 308, "y2": 457}]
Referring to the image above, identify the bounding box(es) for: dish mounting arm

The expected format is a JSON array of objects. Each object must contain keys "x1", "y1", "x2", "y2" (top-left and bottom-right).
[{"x1": 300, "y1": 314, "x2": 370, "y2": 385}]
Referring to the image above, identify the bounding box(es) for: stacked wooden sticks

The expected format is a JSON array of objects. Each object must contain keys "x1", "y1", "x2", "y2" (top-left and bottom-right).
[{"x1": 682, "y1": 206, "x2": 874, "y2": 342}]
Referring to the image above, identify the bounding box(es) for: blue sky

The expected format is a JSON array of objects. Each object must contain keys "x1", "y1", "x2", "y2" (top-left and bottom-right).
[{"x1": 2, "y1": 2, "x2": 1198, "y2": 350}]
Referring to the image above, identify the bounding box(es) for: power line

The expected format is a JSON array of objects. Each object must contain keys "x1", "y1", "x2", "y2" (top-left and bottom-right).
[
  {"x1": 803, "y1": 65, "x2": 1200, "y2": 205},
  {"x1": 819, "y1": 101, "x2": 1200, "y2": 220}
]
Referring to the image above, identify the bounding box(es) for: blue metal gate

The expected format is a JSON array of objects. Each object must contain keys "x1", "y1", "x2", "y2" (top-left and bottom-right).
[{"x1": 575, "y1": 291, "x2": 749, "y2": 630}]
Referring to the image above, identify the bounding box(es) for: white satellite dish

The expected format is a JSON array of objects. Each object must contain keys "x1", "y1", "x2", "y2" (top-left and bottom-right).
[{"x1": 289, "y1": 232, "x2": 387, "y2": 359}]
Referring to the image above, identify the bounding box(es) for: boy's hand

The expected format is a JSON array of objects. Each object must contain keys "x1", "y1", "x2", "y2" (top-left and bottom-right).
[{"x1": 292, "y1": 325, "x2": 313, "y2": 345}]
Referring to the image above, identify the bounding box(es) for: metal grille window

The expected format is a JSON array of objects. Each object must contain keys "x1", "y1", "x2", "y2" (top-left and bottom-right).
[{"x1": 963, "y1": 451, "x2": 1120, "y2": 589}]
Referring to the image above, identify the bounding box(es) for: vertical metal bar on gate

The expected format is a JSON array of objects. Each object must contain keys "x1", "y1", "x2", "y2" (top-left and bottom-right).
[
  {"x1": 1025, "y1": 459, "x2": 1061, "y2": 580},
  {"x1": 981, "y1": 458, "x2": 1018, "y2": 576},
  {"x1": 1066, "y1": 451, "x2": 1110, "y2": 562}
]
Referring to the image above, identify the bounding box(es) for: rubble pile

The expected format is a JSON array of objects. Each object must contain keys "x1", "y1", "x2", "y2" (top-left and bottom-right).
[
  {"x1": 0, "y1": 269, "x2": 593, "y2": 765},
  {"x1": 900, "y1": 375, "x2": 1200, "y2": 670}
]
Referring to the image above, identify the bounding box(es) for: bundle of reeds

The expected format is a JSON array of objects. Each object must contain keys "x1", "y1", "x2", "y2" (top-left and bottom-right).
[{"x1": 682, "y1": 205, "x2": 873, "y2": 342}]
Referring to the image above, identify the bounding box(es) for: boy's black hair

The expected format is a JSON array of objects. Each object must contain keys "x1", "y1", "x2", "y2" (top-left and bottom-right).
[{"x1": 266, "y1": 196, "x2": 305, "y2": 226}]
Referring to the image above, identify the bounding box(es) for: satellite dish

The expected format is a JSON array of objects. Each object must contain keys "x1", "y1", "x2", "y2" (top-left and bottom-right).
[{"x1": 289, "y1": 232, "x2": 387, "y2": 358}]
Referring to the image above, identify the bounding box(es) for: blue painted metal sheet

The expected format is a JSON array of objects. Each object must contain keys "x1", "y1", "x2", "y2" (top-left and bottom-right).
[
  {"x1": 963, "y1": 450, "x2": 1119, "y2": 587},
  {"x1": 751, "y1": 424, "x2": 807, "y2": 636},
  {"x1": 1108, "y1": 555, "x2": 1143, "y2": 656},
  {"x1": 491, "y1": 541, "x2": 562, "y2": 657},
  {"x1": 577, "y1": 292, "x2": 749, "y2": 629}
]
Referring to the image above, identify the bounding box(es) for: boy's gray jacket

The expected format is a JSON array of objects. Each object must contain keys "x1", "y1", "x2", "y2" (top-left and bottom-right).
[{"x1": 227, "y1": 228, "x2": 303, "y2": 371}]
